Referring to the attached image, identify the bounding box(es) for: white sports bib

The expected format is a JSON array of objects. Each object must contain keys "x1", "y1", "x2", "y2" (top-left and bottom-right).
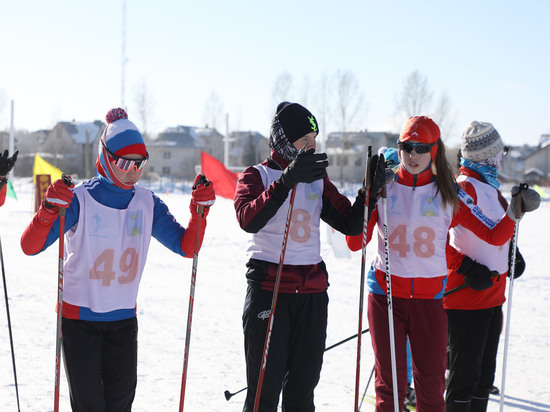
[
  {"x1": 63, "y1": 184, "x2": 154, "y2": 313},
  {"x1": 247, "y1": 165, "x2": 323, "y2": 265},
  {"x1": 372, "y1": 181, "x2": 454, "y2": 278}
]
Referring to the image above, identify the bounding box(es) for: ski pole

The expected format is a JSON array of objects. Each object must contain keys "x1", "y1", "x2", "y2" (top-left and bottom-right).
[
  {"x1": 224, "y1": 328, "x2": 370, "y2": 401},
  {"x1": 54, "y1": 174, "x2": 72, "y2": 412},
  {"x1": 179, "y1": 175, "x2": 209, "y2": 412},
  {"x1": 355, "y1": 146, "x2": 372, "y2": 412},
  {"x1": 252, "y1": 182, "x2": 298, "y2": 412},
  {"x1": 382, "y1": 185, "x2": 399, "y2": 412},
  {"x1": 0, "y1": 234, "x2": 21, "y2": 412},
  {"x1": 499, "y1": 183, "x2": 527, "y2": 412},
  {"x1": 325, "y1": 328, "x2": 369, "y2": 352},
  {"x1": 359, "y1": 365, "x2": 375, "y2": 411}
]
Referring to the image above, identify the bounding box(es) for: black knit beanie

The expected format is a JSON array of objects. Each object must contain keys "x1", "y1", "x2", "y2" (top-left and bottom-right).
[{"x1": 269, "y1": 102, "x2": 318, "y2": 162}]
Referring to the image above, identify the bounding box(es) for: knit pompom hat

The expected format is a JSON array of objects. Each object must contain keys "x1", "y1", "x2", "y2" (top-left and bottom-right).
[
  {"x1": 399, "y1": 116, "x2": 440, "y2": 160},
  {"x1": 461, "y1": 121, "x2": 504, "y2": 163},
  {"x1": 269, "y1": 102, "x2": 318, "y2": 162},
  {"x1": 96, "y1": 108, "x2": 146, "y2": 189}
]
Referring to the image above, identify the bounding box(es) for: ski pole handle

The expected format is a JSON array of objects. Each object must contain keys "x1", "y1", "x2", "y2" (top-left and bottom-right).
[
  {"x1": 365, "y1": 146, "x2": 372, "y2": 190},
  {"x1": 59, "y1": 174, "x2": 73, "y2": 217},
  {"x1": 514, "y1": 183, "x2": 528, "y2": 220},
  {"x1": 193, "y1": 175, "x2": 210, "y2": 215}
]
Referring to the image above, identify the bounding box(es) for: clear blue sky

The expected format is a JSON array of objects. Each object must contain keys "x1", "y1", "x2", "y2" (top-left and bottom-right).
[{"x1": 0, "y1": 0, "x2": 548, "y2": 147}]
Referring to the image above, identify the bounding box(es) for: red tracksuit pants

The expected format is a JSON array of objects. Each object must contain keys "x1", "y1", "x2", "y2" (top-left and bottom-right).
[{"x1": 368, "y1": 293, "x2": 447, "y2": 412}]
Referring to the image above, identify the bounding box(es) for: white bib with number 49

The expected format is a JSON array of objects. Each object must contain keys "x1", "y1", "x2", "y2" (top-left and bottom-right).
[{"x1": 63, "y1": 184, "x2": 154, "y2": 313}]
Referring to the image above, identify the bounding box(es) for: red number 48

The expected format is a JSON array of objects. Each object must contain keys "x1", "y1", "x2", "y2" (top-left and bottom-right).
[{"x1": 388, "y1": 224, "x2": 435, "y2": 258}]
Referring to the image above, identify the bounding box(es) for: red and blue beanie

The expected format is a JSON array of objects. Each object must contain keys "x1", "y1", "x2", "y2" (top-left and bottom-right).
[
  {"x1": 96, "y1": 108, "x2": 146, "y2": 189},
  {"x1": 102, "y1": 108, "x2": 146, "y2": 157}
]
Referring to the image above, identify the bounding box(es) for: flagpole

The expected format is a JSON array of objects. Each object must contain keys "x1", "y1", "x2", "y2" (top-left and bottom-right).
[
  {"x1": 224, "y1": 113, "x2": 229, "y2": 167},
  {"x1": 9, "y1": 100, "x2": 14, "y2": 180}
]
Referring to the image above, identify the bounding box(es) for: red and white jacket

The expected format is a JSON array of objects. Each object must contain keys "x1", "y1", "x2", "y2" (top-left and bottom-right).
[
  {"x1": 346, "y1": 165, "x2": 515, "y2": 300},
  {"x1": 444, "y1": 167, "x2": 509, "y2": 310}
]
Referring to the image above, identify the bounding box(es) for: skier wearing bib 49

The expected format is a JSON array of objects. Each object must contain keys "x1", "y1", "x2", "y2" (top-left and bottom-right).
[
  {"x1": 345, "y1": 116, "x2": 538, "y2": 412},
  {"x1": 20, "y1": 108, "x2": 215, "y2": 412},
  {"x1": 234, "y1": 102, "x2": 365, "y2": 412},
  {"x1": 444, "y1": 121, "x2": 540, "y2": 412}
]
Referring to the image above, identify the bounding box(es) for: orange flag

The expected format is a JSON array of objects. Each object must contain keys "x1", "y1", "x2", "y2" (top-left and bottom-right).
[{"x1": 200, "y1": 151, "x2": 240, "y2": 200}]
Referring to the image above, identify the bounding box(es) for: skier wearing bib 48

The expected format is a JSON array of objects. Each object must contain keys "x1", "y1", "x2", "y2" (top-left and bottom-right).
[
  {"x1": 345, "y1": 116, "x2": 538, "y2": 412},
  {"x1": 20, "y1": 108, "x2": 215, "y2": 412},
  {"x1": 444, "y1": 121, "x2": 539, "y2": 412},
  {"x1": 234, "y1": 102, "x2": 366, "y2": 412}
]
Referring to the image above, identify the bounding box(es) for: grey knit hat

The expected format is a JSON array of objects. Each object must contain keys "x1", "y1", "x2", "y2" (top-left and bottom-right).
[{"x1": 461, "y1": 121, "x2": 504, "y2": 163}]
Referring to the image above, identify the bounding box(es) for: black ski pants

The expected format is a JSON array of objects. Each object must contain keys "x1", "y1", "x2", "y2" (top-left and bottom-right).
[
  {"x1": 445, "y1": 306, "x2": 503, "y2": 412},
  {"x1": 242, "y1": 287, "x2": 328, "y2": 412},
  {"x1": 62, "y1": 317, "x2": 138, "y2": 412}
]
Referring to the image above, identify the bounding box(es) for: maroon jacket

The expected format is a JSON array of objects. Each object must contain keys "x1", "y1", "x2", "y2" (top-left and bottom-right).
[{"x1": 234, "y1": 151, "x2": 365, "y2": 292}]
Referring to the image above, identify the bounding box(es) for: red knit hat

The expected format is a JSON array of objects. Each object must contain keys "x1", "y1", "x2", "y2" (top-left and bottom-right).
[{"x1": 399, "y1": 116, "x2": 440, "y2": 159}]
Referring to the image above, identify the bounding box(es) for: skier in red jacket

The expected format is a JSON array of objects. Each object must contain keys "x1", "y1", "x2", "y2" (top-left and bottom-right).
[
  {"x1": 346, "y1": 116, "x2": 539, "y2": 412},
  {"x1": 444, "y1": 121, "x2": 535, "y2": 412}
]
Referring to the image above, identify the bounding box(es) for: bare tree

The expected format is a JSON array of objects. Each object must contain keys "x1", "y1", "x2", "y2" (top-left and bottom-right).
[
  {"x1": 202, "y1": 91, "x2": 224, "y2": 130},
  {"x1": 432, "y1": 91, "x2": 456, "y2": 141},
  {"x1": 333, "y1": 69, "x2": 365, "y2": 182},
  {"x1": 395, "y1": 70, "x2": 456, "y2": 141},
  {"x1": 395, "y1": 70, "x2": 433, "y2": 118},
  {"x1": 271, "y1": 71, "x2": 294, "y2": 108},
  {"x1": 132, "y1": 79, "x2": 156, "y2": 141},
  {"x1": 299, "y1": 74, "x2": 312, "y2": 108},
  {"x1": 313, "y1": 72, "x2": 331, "y2": 152}
]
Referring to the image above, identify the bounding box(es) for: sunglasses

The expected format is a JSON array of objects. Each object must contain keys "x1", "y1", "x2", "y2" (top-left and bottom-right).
[
  {"x1": 503, "y1": 146, "x2": 509, "y2": 156},
  {"x1": 102, "y1": 140, "x2": 149, "y2": 172},
  {"x1": 397, "y1": 140, "x2": 437, "y2": 154}
]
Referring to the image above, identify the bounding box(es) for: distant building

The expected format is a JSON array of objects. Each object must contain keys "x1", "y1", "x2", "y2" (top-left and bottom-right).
[
  {"x1": 15, "y1": 121, "x2": 104, "y2": 178},
  {"x1": 12, "y1": 129, "x2": 49, "y2": 177},
  {"x1": 325, "y1": 130, "x2": 397, "y2": 182},
  {"x1": 227, "y1": 131, "x2": 269, "y2": 169},
  {"x1": 522, "y1": 135, "x2": 550, "y2": 185},
  {"x1": 147, "y1": 126, "x2": 224, "y2": 180}
]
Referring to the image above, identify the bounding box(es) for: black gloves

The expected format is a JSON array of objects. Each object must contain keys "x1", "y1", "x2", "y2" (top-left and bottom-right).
[
  {"x1": 366, "y1": 153, "x2": 395, "y2": 214},
  {"x1": 508, "y1": 245, "x2": 525, "y2": 279},
  {"x1": 457, "y1": 256, "x2": 498, "y2": 291},
  {"x1": 0, "y1": 150, "x2": 18, "y2": 176},
  {"x1": 279, "y1": 148, "x2": 328, "y2": 189}
]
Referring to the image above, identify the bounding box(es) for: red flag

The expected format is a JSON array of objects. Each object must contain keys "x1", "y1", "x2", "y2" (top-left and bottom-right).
[{"x1": 200, "y1": 151, "x2": 240, "y2": 200}]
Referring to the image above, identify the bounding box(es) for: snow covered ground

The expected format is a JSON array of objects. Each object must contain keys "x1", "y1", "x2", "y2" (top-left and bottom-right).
[{"x1": 0, "y1": 178, "x2": 548, "y2": 411}]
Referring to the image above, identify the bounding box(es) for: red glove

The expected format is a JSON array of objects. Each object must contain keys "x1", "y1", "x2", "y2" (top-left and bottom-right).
[
  {"x1": 22, "y1": 176, "x2": 74, "y2": 255},
  {"x1": 190, "y1": 174, "x2": 215, "y2": 217},
  {"x1": 44, "y1": 177, "x2": 75, "y2": 210}
]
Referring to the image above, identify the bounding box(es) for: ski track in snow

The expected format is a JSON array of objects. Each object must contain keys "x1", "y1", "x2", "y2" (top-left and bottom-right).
[{"x1": 0, "y1": 179, "x2": 549, "y2": 411}]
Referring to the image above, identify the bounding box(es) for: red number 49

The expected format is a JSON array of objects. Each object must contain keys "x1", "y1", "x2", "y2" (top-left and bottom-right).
[{"x1": 90, "y1": 248, "x2": 139, "y2": 286}]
